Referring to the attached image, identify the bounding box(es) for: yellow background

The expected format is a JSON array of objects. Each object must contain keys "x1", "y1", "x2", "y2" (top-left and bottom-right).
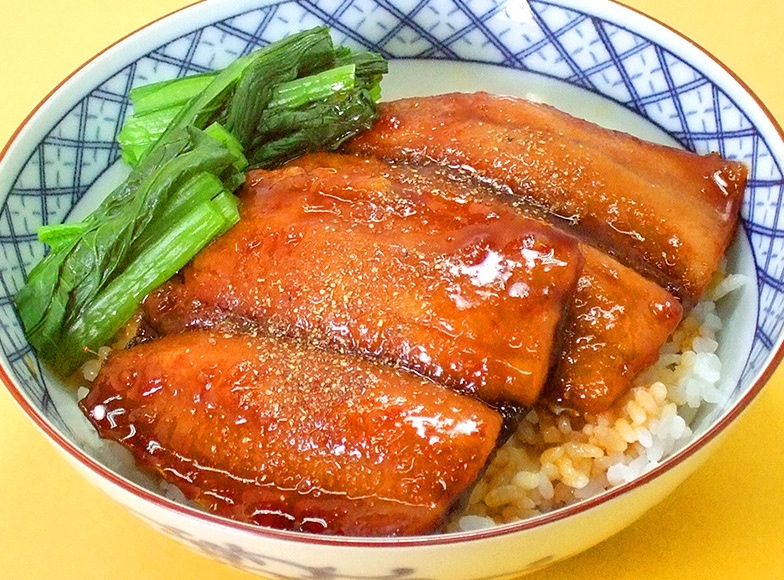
[{"x1": 1, "y1": 1, "x2": 783, "y2": 578}]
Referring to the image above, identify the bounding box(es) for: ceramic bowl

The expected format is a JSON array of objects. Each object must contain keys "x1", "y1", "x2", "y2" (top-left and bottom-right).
[{"x1": 1, "y1": 1, "x2": 782, "y2": 578}]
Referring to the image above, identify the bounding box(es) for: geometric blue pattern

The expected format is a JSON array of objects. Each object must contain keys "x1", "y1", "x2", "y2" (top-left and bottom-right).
[{"x1": 0, "y1": 0, "x2": 780, "y2": 556}]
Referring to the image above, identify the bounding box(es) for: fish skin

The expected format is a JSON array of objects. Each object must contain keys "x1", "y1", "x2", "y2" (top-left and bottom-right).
[
  {"x1": 544, "y1": 244, "x2": 684, "y2": 414},
  {"x1": 143, "y1": 152, "x2": 584, "y2": 407},
  {"x1": 79, "y1": 330, "x2": 503, "y2": 536},
  {"x1": 143, "y1": 151, "x2": 685, "y2": 412},
  {"x1": 344, "y1": 92, "x2": 746, "y2": 306}
]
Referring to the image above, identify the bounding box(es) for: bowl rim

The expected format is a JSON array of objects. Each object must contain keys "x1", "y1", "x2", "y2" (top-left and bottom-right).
[{"x1": 1, "y1": 0, "x2": 783, "y2": 548}]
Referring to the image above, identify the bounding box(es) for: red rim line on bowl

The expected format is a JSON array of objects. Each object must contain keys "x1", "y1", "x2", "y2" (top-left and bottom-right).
[{"x1": 0, "y1": 0, "x2": 782, "y2": 549}]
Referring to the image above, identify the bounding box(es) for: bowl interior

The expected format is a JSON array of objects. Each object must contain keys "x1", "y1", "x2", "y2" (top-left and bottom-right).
[{"x1": 0, "y1": 0, "x2": 780, "y2": 531}]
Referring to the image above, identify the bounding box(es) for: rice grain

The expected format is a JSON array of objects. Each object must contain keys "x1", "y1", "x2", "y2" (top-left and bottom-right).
[{"x1": 449, "y1": 272, "x2": 743, "y2": 532}]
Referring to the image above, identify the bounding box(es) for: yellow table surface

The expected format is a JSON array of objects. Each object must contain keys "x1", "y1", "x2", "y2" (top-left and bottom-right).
[{"x1": 2, "y1": 1, "x2": 784, "y2": 578}]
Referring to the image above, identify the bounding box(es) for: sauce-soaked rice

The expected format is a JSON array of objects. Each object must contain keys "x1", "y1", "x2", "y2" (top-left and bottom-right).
[{"x1": 448, "y1": 272, "x2": 735, "y2": 530}]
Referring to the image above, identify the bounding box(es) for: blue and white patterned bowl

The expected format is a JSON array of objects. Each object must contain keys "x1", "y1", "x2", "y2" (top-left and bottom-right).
[{"x1": 1, "y1": 1, "x2": 781, "y2": 578}]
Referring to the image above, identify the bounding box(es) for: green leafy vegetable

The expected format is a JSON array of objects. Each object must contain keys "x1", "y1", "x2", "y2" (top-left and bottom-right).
[
  {"x1": 128, "y1": 72, "x2": 217, "y2": 117},
  {"x1": 118, "y1": 27, "x2": 387, "y2": 169},
  {"x1": 16, "y1": 127, "x2": 241, "y2": 374},
  {"x1": 250, "y1": 89, "x2": 380, "y2": 167},
  {"x1": 56, "y1": 193, "x2": 239, "y2": 371},
  {"x1": 15, "y1": 26, "x2": 388, "y2": 375},
  {"x1": 222, "y1": 28, "x2": 337, "y2": 149}
]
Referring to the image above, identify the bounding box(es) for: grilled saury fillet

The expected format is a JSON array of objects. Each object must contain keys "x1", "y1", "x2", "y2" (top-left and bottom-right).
[
  {"x1": 80, "y1": 331, "x2": 503, "y2": 536},
  {"x1": 544, "y1": 244, "x2": 683, "y2": 413},
  {"x1": 143, "y1": 153, "x2": 584, "y2": 407},
  {"x1": 344, "y1": 92, "x2": 747, "y2": 306}
]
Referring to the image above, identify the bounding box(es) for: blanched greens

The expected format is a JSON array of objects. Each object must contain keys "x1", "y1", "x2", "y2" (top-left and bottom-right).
[
  {"x1": 119, "y1": 27, "x2": 386, "y2": 168},
  {"x1": 16, "y1": 127, "x2": 242, "y2": 374},
  {"x1": 15, "y1": 26, "x2": 388, "y2": 375}
]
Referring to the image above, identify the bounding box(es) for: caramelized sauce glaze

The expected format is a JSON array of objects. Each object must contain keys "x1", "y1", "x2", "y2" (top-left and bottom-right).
[{"x1": 80, "y1": 331, "x2": 503, "y2": 536}]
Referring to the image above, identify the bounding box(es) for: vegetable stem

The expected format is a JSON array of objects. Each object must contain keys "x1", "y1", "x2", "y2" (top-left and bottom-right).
[
  {"x1": 129, "y1": 73, "x2": 218, "y2": 117},
  {"x1": 57, "y1": 198, "x2": 238, "y2": 373},
  {"x1": 267, "y1": 64, "x2": 356, "y2": 109}
]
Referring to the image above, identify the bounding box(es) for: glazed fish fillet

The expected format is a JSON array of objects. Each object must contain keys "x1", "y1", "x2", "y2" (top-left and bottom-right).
[
  {"x1": 143, "y1": 153, "x2": 584, "y2": 407},
  {"x1": 79, "y1": 331, "x2": 503, "y2": 536},
  {"x1": 344, "y1": 92, "x2": 747, "y2": 305},
  {"x1": 545, "y1": 244, "x2": 683, "y2": 413}
]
